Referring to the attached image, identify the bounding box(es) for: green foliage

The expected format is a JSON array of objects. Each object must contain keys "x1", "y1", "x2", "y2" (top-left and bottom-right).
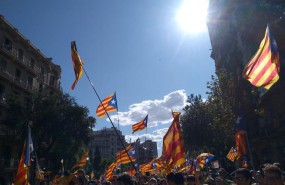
[
  {"x1": 181, "y1": 69, "x2": 239, "y2": 157},
  {"x1": 2, "y1": 91, "x2": 95, "y2": 174}
]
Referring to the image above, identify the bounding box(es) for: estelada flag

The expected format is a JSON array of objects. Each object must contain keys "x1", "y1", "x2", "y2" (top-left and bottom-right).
[
  {"x1": 116, "y1": 145, "x2": 136, "y2": 164},
  {"x1": 70, "y1": 41, "x2": 83, "y2": 90},
  {"x1": 132, "y1": 115, "x2": 148, "y2": 134},
  {"x1": 71, "y1": 150, "x2": 89, "y2": 171},
  {"x1": 162, "y1": 112, "x2": 186, "y2": 166},
  {"x1": 243, "y1": 25, "x2": 280, "y2": 90},
  {"x1": 105, "y1": 162, "x2": 116, "y2": 180},
  {"x1": 226, "y1": 147, "x2": 238, "y2": 162},
  {"x1": 96, "y1": 93, "x2": 118, "y2": 118}
]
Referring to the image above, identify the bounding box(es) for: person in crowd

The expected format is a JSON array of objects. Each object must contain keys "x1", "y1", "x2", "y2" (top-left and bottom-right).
[
  {"x1": 166, "y1": 172, "x2": 184, "y2": 185},
  {"x1": 76, "y1": 169, "x2": 88, "y2": 185},
  {"x1": 116, "y1": 174, "x2": 135, "y2": 185},
  {"x1": 158, "y1": 178, "x2": 167, "y2": 185},
  {"x1": 262, "y1": 164, "x2": 284, "y2": 185},
  {"x1": 166, "y1": 172, "x2": 176, "y2": 185},
  {"x1": 110, "y1": 175, "x2": 118, "y2": 185},
  {"x1": 148, "y1": 177, "x2": 158, "y2": 185},
  {"x1": 215, "y1": 168, "x2": 233, "y2": 185},
  {"x1": 102, "y1": 181, "x2": 112, "y2": 185},
  {"x1": 233, "y1": 168, "x2": 252, "y2": 185},
  {"x1": 186, "y1": 175, "x2": 196, "y2": 185}
]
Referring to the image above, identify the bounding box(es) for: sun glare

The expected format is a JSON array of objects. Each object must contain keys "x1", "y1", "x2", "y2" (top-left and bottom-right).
[{"x1": 176, "y1": 0, "x2": 209, "y2": 33}]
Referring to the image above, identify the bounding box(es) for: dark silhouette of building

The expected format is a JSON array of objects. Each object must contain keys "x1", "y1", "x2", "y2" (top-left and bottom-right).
[{"x1": 207, "y1": 0, "x2": 285, "y2": 166}]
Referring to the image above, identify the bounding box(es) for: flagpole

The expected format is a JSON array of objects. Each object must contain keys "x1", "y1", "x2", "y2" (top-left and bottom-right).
[
  {"x1": 80, "y1": 63, "x2": 137, "y2": 172},
  {"x1": 245, "y1": 133, "x2": 256, "y2": 174},
  {"x1": 115, "y1": 91, "x2": 120, "y2": 131},
  {"x1": 27, "y1": 122, "x2": 32, "y2": 185}
]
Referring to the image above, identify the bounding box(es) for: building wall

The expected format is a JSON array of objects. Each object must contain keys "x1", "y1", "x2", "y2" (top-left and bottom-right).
[
  {"x1": 0, "y1": 15, "x2": 61, "y2": 110},
  {"x1": 0, "y1": 15, "x2": 62, "y2": 184},
  {"x1": 89, "y1": 127, "x2": 127, "y2": 159},
  {"x1": 207, "y1": 0, "x2": 285, "y2": 166}
]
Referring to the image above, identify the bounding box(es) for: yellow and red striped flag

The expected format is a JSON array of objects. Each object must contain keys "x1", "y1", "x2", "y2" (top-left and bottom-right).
[
  {"x1": 132, "y1": 115, "x2": 148, "y2": 134},
  {"x1": 70, "y1": 41, "x2": 83, "y2": 90},
  {"x1": 71, "y1": 150, "x2": 89, "y2": 171},
  {"x1": 116, "y1": 145, "x2": 136, "y2": 164},
  {"x1": 243, "y1": 25, "x2": 280, "y2": 90},
  {"x1": 96, "y1": 93, "x2": 117, "y2": 118},
  {"x1": 226, "y1": 147, "x2": 238, "y2": 162},
  {"x1": 235, "y1": 130, "x2": 247, "y2": 160},
  {"x1": 105, "y1": 162, "x2": 116, "y2": 180},
  {"x1": 162, "y1": 112, "x2": 186, "y2": 166},
  {"x1": 14, "y1": 143, "x2": 28, "y2": 185}
]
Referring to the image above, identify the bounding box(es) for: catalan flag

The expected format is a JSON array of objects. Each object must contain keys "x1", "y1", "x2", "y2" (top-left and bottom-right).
[
  {"x1": 70, "y1": 41, "x2": 83, "y2": 90},
  {"x1": 162, "y1": 112, "x2": 186, "y2": 166},
  {"x1": 132, "y1": 115, "x2": 148, "y2": 134},
  {"x1": 14, "y1": 143, "x2": 28, "y2": 185},
  {"x1": 235, "y1": 130, "x2": 247, "y2": 160},
  {"x1": 197, "y1": 153, "x2": 214, "y2": 168},
  {"x1": 243, "y1": 25, "x2": 280, "y2": 90},
  {"x1": 14, "y1": 127, "x2": 34, "y2": 185},
  {"x1": 96, "y1": 93, "x2": 117, "y2": 118},
  {"x1": 116, "y1": 145, "x2": 136, "y2": 164},
  {"x1": 105, "y1": 162, "x2": 116, "y2": 180},
  {"x1": 71, "y1": 150, "x2": 89, "y2": 171},
  {"x1": 226, "y1": 147, "x2": 238, "y2": 162}
]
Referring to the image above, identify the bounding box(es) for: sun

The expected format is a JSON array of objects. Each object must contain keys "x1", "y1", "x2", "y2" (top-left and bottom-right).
[{"x1": 176, "y1": 0, "x2": 209, "y2": 33}]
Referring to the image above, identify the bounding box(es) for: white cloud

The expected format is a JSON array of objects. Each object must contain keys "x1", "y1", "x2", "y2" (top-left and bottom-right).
[{"x1": 110, "y1": 90, "x2": 187, "y2": 127}]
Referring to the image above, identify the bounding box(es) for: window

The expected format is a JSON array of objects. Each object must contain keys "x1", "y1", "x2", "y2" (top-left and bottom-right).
[
  {"x1": 3, "y1": 37, "x2": 12, "y2": 50},
  {"x1": 40, "y1": 66, "x2": 45, "y2": 78},
  {"x1": 0, "y1": 84, "x2": 5, "y2": 100},
  {"x1": 27, "y1": 76, "x2": 33, "y2": 87},
  {"x1": 39, "y1": 83, "x2": 43, "y2": 92},
  {"x1": 24, "y1": 97, "x2": 31, "y2": 107},
  {"x1": 30, "y1": 58, "x2": 35, "y2": 69},
  {"x1": 49, "y1": 74, "x2": 55, "y2": 86},
  {"x1": 18, "y1": 49, "x2": 24, "y2": 61},
  {"x1": 15, "y1": 68, "x2": 21, "y2": 80},
  {"x1": 0, "y1": 58, "x2": 7, "y2": 71}
]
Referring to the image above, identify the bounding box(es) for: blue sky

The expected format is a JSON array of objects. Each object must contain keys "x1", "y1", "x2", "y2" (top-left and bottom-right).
[{"x1": 1, "y1": 0, "x2": 215, "y2": 155}]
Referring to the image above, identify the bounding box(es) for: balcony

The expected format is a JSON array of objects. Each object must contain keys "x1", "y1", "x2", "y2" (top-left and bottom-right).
[
  {"x1": 0, "y1": 45, "x2": 40, "y2": 76},
  {"x1": 0, "y1": 69, "x2": 38, "y2": 93}
]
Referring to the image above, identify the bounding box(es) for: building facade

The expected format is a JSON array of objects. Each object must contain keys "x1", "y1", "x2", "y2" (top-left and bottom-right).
[
  {"x1": 89, "y1": 127, "x2": 127, "y2": 159},
  {"x1": 207, "y1": 0, "x2": 285, "y2": 166},
  {"x1": 136, "y1": 139, "x2": 158, "y2": 164},
  {"x1": 0, "y1": 15, "x2": 61, "y2": 184}
]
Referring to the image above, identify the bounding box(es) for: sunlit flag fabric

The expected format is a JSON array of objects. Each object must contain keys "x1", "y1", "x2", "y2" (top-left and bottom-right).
[
  {"x1": 197, "y1": 153, "x2": 214, "y2": 168},
  {"x1": 235, "y1": 130, "x2": 247, "y2": 160},
  {"x1": 226, "y1": 147, "x2": 238, "y2": 162},
  {"x1": 243, "y1": 25, "x2": 280, "y2": 90},
  {"x1": 71, "y1": 150, "x2": 89, "y2": 171},
  {"x1": 14, "y1": 143, "x2": 28, "y2": 185},
  {"x1": 116, "y1": 145, "x2": 136, "y2": 164},
  {"x1": 96, "y1": 93, "x2": 118, "y2": 118},
  {"x1": 105, "y1": 162, "x2": 116, "y2": 180},
  {"x1": 70, "y1": 41, "x2": 83, "y2": 90},
  {"x1": 14, "y1": 127, "x2": 34, "y2": 185},
  {"x1": 162, "y1": 112, "x2": 186, "y2": 166},
  {"x1": 132, "y1": 115, "x2": 148, "y2": 134}
]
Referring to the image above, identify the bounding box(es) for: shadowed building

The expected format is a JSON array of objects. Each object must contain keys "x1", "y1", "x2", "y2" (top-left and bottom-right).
[
  {"x1": 207, "y1": 0, "x2": 285, "y2": 166},
  {"x1": 0, "y1": 15, "x2": 61, "y2": 184}
]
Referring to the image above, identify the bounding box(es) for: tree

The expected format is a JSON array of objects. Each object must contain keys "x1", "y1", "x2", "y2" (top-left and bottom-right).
[
  {"x1": 2, "y1": 91, "x2": 95, "y2": 174},
  {"x1": 181, "y1": 69, "x2": 239, "y2": 158}
]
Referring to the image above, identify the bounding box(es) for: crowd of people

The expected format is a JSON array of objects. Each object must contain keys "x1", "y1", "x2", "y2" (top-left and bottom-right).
[{"x1": 60, "y1": 162, "x2": 284, "y2": 185}]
